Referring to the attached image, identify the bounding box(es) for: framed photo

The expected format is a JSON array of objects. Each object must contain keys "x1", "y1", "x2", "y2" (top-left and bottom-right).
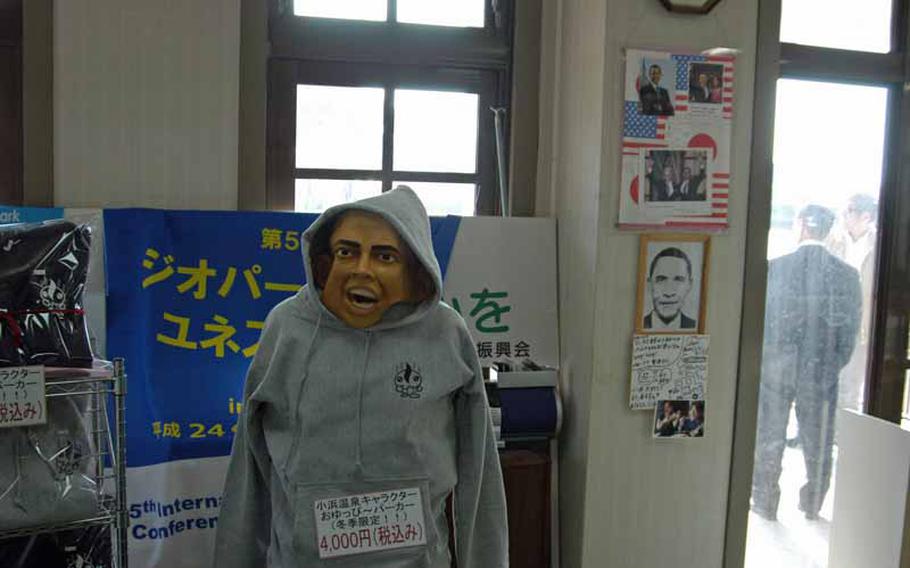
[{"x1": 635, "y1": 234, "x2": 710, "y2": 334}]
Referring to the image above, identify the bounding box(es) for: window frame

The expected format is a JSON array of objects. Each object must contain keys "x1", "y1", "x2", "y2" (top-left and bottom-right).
[
  {"x1": 0, "y1": 0, "x2": 22, "y2": 206},
  {"x1": 772, "y1": 0, "x2": 910, "y2": 434},
  {"x1": 725, "y1": 0, "x2": 910, "y2": 565},
  {"x1": 267, "y1": 59, "x2": 499, "y2": 213},
  {"x1": 264, "y1": 0, "x2": 514, "y2": 215}
]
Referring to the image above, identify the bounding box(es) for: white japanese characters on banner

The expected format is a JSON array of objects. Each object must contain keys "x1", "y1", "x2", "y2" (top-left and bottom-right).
[
  {"x1": 619, "y1": 48, "x2": 735, "y2": 230},
  {"x1": 630, "y1": 334, "x2": 709, "y2": 410}
]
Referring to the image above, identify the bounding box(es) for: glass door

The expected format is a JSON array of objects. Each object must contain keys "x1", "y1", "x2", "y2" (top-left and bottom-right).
[
  {"x1": 728, "y1": 1, "x2": 910, "y2": 566},
  {"x1": 744, "y1": 79, "x2": 888, "y2": 568}
]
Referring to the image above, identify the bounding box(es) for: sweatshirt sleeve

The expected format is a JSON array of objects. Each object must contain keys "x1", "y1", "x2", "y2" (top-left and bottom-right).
[
  {"x1": 212, "y1": 316, "x2": 277, "y2": 568},
  {"x1": 454, "y1": 327, "x2": 509, "y2": 568}
]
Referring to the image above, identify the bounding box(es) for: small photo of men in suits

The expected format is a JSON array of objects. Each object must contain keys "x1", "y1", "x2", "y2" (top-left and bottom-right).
[
  {"x1": 654, "y1": 400, "x2": 705, "y2": 438},
  {"x1": 643, "y1": 149, "x2": 709, "y2": 203},
  {"x1": 638, "y1": 59, "x2": 677, "y2": 116},
  {"x1": 688, "y1": 62, "x2": 724, "y2": 104}
]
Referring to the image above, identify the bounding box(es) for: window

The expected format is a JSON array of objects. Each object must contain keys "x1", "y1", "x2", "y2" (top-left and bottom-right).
[
  {"x1": 295, "y1": 0, "x2": 387, "y2": 22},
  {"x1": 266, "y1": 0, "x2": 514, "y2": 216},
  {"x1": 779, "y1": 0, "x2": 892, "y2": 53},
  {"x1": 729, "y1": 0, "x2": 910, "y2": 567},
  {"x1": 746, "y1": 80, "x2": 888, "y2": 568}
]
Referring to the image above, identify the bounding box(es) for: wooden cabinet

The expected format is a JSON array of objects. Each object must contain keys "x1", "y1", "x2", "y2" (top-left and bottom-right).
[{"x1": 501, "y1": 446, "x2": 551, "y2": 568}]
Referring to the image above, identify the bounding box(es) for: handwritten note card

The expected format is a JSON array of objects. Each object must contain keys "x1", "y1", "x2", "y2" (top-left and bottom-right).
[
  {"x1": 630, "y1": 335, "x2": 708, "y2": 410},
  {"x1": 0, "y1": 366, "x2": 46, "y2": 427}
]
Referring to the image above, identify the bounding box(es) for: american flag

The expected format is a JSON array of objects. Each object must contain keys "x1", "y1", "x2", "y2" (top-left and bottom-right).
[{"x1": 622, "y1": 101, "x2": 667, "y2": 157}]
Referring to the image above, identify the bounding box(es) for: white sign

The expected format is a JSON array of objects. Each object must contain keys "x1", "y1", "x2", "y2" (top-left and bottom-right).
[
  {"x1": 630, "y1": 335, "x2": 708, "y2": 409},
  {"x1": 443, "y1": 216, "x2": 559, "y2": 367},
  {"x1": 314, "y1": 487, "x2": 427, "y2": 559},
  {"x1": 0, "y1": 365, "x2": 46, "y2": 427},
  {"x1": 125, "y1": 457, "x2": 227, "y2": 568}
]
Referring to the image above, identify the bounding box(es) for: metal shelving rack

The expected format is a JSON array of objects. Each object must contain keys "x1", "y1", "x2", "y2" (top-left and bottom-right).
[{"x1": 0, "y1": 357, "x2": 128, "y2": 568}]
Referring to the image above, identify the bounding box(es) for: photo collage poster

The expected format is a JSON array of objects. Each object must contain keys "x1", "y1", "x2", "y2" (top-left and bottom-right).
[{"x1": 619, "y1": 48, "x2": 735, "y2": 230}]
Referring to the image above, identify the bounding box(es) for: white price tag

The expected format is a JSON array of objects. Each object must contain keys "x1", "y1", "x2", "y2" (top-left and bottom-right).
[
  {"x1": 0, "y1": 365, "x2": 45, "y2": 428},
  {"x1": 314, "y1": 487, "x2": 427, "y2": 559}
]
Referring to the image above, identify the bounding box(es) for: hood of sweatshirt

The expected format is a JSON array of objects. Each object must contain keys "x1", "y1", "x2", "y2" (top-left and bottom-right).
[{"x1": 297, "y1": 185, "x2": 443, "y2": 331}]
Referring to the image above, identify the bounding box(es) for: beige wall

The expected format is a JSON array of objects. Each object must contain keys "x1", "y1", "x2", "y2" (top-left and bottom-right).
[
  {"x1": 538, "y1": 1, "x2": 759, "y2": 566},
  {"x1": 54, "y1": 0, "x2": 240, "y2": 209}
]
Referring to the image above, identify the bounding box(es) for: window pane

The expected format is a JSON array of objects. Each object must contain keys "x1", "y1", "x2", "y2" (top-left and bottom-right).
[
  {"x1": 768, "y1": 80, "x2": 887, "y2": 260},
  {"x1": 397, "y1": 0, "x2": 485, "y2": 28},
  {"x1": 747, "y1": 79, "x2": 887, "y2": 568},
  {"x1": 295, "y1": 0, "x2": 386, "y2": 21},
  {"x1": 393, "y1": 89, "x2": 478, "y2": 174},
  {"x1": 295, "y1": 179, "x2": 382, "y2": 213},
  {"x1": 394, "y1": 182, "x2": 476, "y2": 216},
  {"x1": 296, "y1": 85, "x2": 385, "y2": 170},
  {"x1": 780, "y1": 0, "x2": 892, "y2": 53}
]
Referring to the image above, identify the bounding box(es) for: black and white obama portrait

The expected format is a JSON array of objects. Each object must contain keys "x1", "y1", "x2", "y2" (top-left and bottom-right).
[{"x1": 636, "y1": 234, "x2": 710, "y2": 334}]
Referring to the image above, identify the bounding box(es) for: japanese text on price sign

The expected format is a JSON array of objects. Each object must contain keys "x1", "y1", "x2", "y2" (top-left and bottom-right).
[
  {"x1": 0, "y1": 366, "x2": 46, "y2": 427},
  {"x1": 314, "y1": 487, "x2": 427, "y2": 559}
]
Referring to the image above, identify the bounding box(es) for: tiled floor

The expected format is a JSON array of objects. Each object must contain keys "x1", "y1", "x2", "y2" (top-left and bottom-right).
[{"x1": 745, "y1": 435, "x2": 838, "y2": 568}]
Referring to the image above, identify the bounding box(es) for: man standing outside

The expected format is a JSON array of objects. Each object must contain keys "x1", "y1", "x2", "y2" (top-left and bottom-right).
[
  {"x1": 827, "y1": 193, "x2": 878, "y2": 412},
  {"x1": 752, "y1": 205, "x2": 861, "y2": 521},
  {"x1": 643, "y1": 247, "x2": 697, "y2": 330},
  {"x1": 639, "y1": 63, "x2": 675, "y2": 116}
]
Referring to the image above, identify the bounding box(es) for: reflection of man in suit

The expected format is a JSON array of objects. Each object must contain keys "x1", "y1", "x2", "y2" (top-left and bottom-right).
[
  {"x1": 643, "y1": 247, "x2": 697, "y2": 330},
  {"x1": 689, "y1": 72, "x2": 711, "y2": 103},
  {"x1": 639, "y1": 64, "x2": 675, "y2": 116},
  {"x1": 751, "y1": 205, "x2": 861, "y2": 522}
]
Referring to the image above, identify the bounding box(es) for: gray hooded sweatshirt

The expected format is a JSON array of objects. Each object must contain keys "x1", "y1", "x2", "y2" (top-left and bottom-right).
[{"x1": 213, "y1": 187, "x2": 508, "y2": 568}]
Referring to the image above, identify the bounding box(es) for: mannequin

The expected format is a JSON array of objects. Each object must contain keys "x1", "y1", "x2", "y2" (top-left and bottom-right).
[{"x1": 214, "y1": 186, "x2": 508, "y2": 568}]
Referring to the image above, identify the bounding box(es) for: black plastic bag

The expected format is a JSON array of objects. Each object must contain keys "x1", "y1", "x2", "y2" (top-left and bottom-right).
[
  {"x1": 0, "y1": 220, "x2": 94, "y2": 368},
  {"x1": 0, "y1": 524, "x2": 112, "y2": 568}
]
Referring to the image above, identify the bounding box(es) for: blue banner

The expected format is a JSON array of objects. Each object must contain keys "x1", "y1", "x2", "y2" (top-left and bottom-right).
[
  {"x1": 0, "y1": 206, "x2": 65, "y2": 224},
  {"x1": 105, "y1": 209, "x2": 461, "y2": 467}
]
